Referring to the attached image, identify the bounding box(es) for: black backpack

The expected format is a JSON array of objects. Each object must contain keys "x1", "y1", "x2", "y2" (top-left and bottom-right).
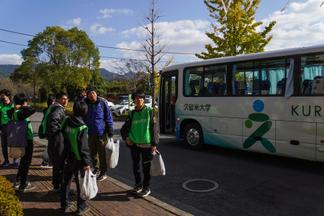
[
  {"x1": 120, "y1": 110, "x2": 135, "y2": 141},
  {"x1": 7, "y1": 111, "x2": 28, "y2": 148}
]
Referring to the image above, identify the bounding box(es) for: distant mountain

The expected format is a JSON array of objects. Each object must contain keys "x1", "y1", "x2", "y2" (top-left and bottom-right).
[
  {"x1": 0, "y1": 64, "x2": 19, "y2": 76},
  {"x1": 0, "y1": 64, "x2": 136, "y2": 81},
  {"x1": 99, "y1": 68, "x2": 135, "y2": 81}
]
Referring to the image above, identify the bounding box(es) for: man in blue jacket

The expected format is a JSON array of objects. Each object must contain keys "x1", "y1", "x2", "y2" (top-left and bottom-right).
[{"x1": 84, "y1": 88, "x2": 114, "y2": 181}]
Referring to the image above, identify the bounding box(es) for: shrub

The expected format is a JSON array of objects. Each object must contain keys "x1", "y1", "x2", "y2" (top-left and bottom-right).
[
  {"x1": 0, "y1": 177, "x2": 23, "y2": 216},
  {"x1": 0, "y1": 176, "x2": 15, "y2": 195},
  {"x1": 0, "y1": 192, "x2": 23, "y2": 216},
  {"x1": 31, "y1": 101, "x2": 73, "y2": 114}
]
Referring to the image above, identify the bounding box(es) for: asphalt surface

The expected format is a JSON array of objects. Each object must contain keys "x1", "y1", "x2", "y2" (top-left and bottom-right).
[{"x1": 30, "y1": 112, "x2": 324, "y2": 216}]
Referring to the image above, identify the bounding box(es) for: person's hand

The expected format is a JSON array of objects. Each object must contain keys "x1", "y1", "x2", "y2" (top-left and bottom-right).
[
  {"x1": 151, "y1": 145, "x2": 157, "y2": 154},
  {"x1": 125, "y1": 137, "x2": 133, "y2": 146},
  {"x1": 83, "y1": 165, "x2": 90, "y2": 171}
]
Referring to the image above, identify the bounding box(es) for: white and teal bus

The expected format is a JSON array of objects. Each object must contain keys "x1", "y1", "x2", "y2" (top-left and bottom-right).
[{"x1": 159, "y1": 44, "x2": 324, "y2": 161}]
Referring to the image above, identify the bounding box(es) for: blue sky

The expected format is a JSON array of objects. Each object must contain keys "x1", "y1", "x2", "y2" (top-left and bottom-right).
[{"x1": 0, "y1": 0, "x2": 322, "y2": 72}]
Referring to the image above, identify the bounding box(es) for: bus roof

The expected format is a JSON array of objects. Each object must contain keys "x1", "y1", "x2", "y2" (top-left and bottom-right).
[{"x1": 162, "y1": 44, "x2": 324, "y2": 72}]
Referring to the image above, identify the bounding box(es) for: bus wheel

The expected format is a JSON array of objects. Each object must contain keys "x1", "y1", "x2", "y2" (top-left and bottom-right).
[{"x1": 184, "y1": 123, "x2": 203, "y2": 149}]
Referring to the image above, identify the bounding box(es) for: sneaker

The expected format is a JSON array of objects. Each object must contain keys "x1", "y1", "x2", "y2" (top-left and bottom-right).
[
  {"x1": 93, "y1": 169, "x2": 100, "y2": 177},
  {"x1": 12, "y1": 160, "x2": 19, "y2": 169},
  {"x1": 131, "y1": 185, "x2": 143, "y2": 194},
  {"x1": 19, "y1": 182, "x2": 35, "y2": 192},
  {"x1": 13, "y1": 182, "x2": 20, "y2": 190},
  {"x1": 40, "y1": 162, "x2": 53, "y2": 169},
  {"x1": 138, "y1": 188, "x2": 151, "y2": 197},
  {"x1": 77, "y1": 206, "x2": 90, "y2": 216},
  {"x1": 1, "y1": 161, "x2": 9, "y2": 168},
  {"x1": 97, "y1": 173, "x2": 108, "y2": 182}
]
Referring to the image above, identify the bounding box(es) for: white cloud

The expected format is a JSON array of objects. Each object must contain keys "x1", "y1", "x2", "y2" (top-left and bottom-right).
[
  {"x1": 99, "y1": 8, "x2": 133, "y2": 18},
  {"x1": 0, "y1": 54, "x2": 22, "y2": 65},
  {"x1": 263, "y1": 0, "x2": 324, "y2": 50},
  {"x1": 90, "y1": 24, "x2": 115, "y2": 35},
  {"x1": 119, "y1": 19, "x2": 210, "y2": 62},
  {"x1": 67, "y1": 17, "x2": 82, "y2": 27}
]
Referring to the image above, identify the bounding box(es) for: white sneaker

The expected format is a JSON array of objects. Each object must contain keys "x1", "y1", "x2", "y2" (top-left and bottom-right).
[{"x1": 138, "y1": 188, "x2": 151, "y2": 197}]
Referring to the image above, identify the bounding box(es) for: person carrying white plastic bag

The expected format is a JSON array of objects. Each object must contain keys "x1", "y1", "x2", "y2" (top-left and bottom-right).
[
  {"x1": 150, "y1": 150, "x2": 166, "y2": 176},
  {"x1": 122, "y1": 90, "x2": 159, "y2": 198},
  {"x1": 80, "y1": 169, "x2": 98, "y2": 200},
  {"x1": 105, "y1": 138, "x2": 120, "y2": 168},
  {"x1": 60, "y1": 101, "x2": 94, "y2": 215}
]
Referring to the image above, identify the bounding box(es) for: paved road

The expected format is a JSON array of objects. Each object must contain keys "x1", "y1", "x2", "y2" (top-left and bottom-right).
[{"x1": 30, "y1": 112, "x2": 324, "y2": 216}]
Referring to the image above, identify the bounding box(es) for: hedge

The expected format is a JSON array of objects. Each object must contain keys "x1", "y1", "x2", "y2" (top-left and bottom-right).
[{"x1": 0, "y1": 176, "x2": 23, "y2": 216}]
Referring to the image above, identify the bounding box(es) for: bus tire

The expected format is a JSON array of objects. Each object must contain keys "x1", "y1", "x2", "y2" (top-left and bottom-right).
[{"x1": 184, "y1": 122, "x2": 203, "y2": 150}]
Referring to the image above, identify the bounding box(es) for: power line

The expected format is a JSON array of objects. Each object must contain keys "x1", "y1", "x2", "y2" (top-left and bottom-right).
[
  {"x1": 0, "y1": 27, "x2": 195, "y2": 55},
  {"x1": 0, "y1": 39, "x2": 26, "y2": 47},
  {"x1": 97, "y1": 44, "x2": 194, "y2": 55},
  {"x1": 0, "y1": 28, "x2": 34, "y2": 37},
  {"x1": 0, "y1": 39, "x2": 172, "y2": 63}
]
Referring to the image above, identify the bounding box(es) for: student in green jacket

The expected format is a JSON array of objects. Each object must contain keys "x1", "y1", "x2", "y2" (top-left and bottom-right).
[
  {"x1": 125, "y1": 90, "x2": 158, "y2": 197},
  {"x1": 0, "y1": 89, "x2": 17, "y2": 168},
  {"x1": 61, "y1": 101, "x2": 92, "y2": 215},
  {"x1": 8, "y1": 93, "x2": 36, "y2": 191}
]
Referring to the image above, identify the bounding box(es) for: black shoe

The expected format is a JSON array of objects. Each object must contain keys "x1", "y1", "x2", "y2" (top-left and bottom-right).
[
  {"x1": 93, "y1": 169, "x2": 100, "y2": 177},
  {"x1": 60, "y1": 204, "x2": 73, "y2": 213},
  {"x1": 77, "y1": 206, "x2": 90, "y2": 215},
  {"x1": 52, "y1": 187, "x2": 60, "y2": 193},
  {"x1": 138, "y1": 188, "x2": 151, "y2": 197},
  {"x1": 68, "y1": 189, "x2": 76, "y2": 196},
  {"x1": 131, "y1": 185, "x2": 143, "y2": 194},
  {"x1": 97, "y1": 173, "x2": 108, "y2": 182}
]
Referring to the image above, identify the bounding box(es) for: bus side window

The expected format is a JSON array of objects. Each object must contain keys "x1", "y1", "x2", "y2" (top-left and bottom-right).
[
  {"x1": 261, "y1": 80, "x2": 270, "y2": 95},
  {"x1": 302, "y1": 79, "x2": 313, "y2": 95},
  {"x1": 218, "y1": 82, "x2": 226, "y2": 96},
  {"x1": 276, "y1": 78, "x2": 286, "y2": 95},
  {"x1": 312, "y1": 76, "x2": 324, "y2": 95},
  {"x1": 301, "y1": 54, "x2": 324, "y2": 95},
  {"x1": 235, "y1": 81, "x2": 246, "y2": 96}
]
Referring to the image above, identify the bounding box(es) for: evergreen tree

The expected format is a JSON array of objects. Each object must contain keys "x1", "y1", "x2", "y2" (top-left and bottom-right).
[
  {"x1": 196, "y1": 0, "x2": 276, "y2": 59},
  {"x1": 12, "y1": 26, "x2": 100, "y2": 96}
]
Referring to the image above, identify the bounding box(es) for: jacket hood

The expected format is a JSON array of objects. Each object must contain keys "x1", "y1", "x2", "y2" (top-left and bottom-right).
[{"x1": 67, "y1": 116, "x2": 85, "y2": 128}]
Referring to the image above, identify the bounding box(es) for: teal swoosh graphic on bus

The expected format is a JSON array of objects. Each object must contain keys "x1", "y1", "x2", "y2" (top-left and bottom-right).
[
  {"x1": 204, "y1": 133, "x2": 239, "y2": 149},
  {"x1": 243, "y1": 100, "x2": 276, "y2": 153}
]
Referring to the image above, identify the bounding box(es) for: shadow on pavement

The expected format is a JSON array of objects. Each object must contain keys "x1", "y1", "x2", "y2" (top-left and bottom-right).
[
  {"x1": 24, "y1": 208, "x2": 74, "y2": 216},
  {"x1": 93, "y1": 190, "x2": 133, "y2": 202},
  {"x1": 17, "y1": 190, "x2": 60, "y2": 203}
]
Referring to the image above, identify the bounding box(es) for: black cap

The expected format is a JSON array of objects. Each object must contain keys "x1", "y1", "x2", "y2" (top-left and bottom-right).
[{"x1": 132, "y1": 90, "x2": 145, "y2": 100}]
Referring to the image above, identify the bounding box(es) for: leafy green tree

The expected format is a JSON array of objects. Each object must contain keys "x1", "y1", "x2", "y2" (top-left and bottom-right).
[
  {"x1": 12, "y1": 26, "x2": 100, "y2": 97},
  {"x1": 196, "y1": 0, "x2": 276, "y2": 59}
]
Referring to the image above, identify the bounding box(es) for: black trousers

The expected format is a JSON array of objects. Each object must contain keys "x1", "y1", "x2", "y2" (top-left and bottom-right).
[
  {"x1": 16, "y1": 140, "x2": 33, "y2": 185},
  {"x1": 48, "y1": 133, "x2": 65, "y2": 189},
  {"x1": 130, "y1": 145, "x2": 153, "y2": 188},
  {"x1": 61, "y1": 160, "x2": 86, "y2": 210},
  {"x1": 1, "y1": 125, "x2": 8, "y2": 162}
]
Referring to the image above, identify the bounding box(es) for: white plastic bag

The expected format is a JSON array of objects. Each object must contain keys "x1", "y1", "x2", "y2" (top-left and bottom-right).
[
  {"x1": 105, "y1": 138, "x2": 120, "y2": 168},
  {"x1": 150, "y1": 150, "x2": 166, "y2": 176},
  {"x1": 80, "y1": 170, "x2": 98, "y2": 200}
]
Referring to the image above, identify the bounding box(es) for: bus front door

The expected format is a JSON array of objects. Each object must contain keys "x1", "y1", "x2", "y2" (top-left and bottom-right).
[{"x1": 160, "y1": 72, "x2": 177, "y2": 134}]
